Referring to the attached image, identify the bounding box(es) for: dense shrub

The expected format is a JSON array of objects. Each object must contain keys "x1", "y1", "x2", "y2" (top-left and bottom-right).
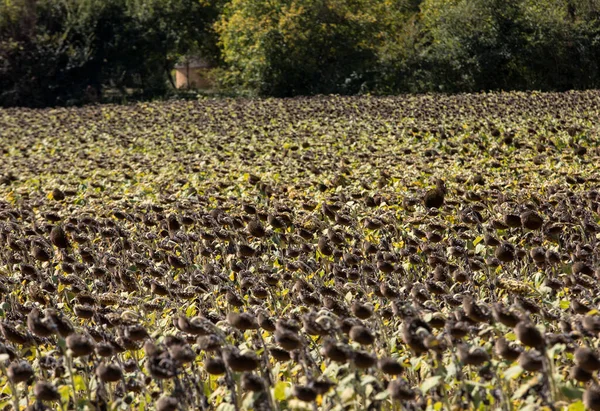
[
  {"x1": 217, "y1": 0, "x2": 600, "y2": 95},
  {"x1": 217, "y1": 0, "x2": 370, "y2": 96},
  {"x1": 2, "y1": 0, "x2": 600, "y2": 105},
  {"x1": 403, "y1": 0, "x2": 600, "y2": 92},
  {"x1": 0, "y1": 0, "x2": 219, "y2": 107}
]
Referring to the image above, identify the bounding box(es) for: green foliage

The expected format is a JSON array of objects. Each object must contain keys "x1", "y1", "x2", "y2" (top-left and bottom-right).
[
  {"x1": 216, "y1": 0, "x2": 411, "y2": 96},
  {"x1": 377, "y1": 0, "x2": 600, "y2": 92},
  {"x1": 0, "y1": 0, "x2": 220, "y2": 107},
  {"x1": 216, "y1": 0, "x2": 600, "y2": 95},
  {"x1": 3, "y1": 0, "x2": 600, "y2": 104}
]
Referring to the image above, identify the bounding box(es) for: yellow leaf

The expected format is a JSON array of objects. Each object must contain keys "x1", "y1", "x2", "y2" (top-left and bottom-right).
[
  {"x1": 59, "y1": 385, "x2": 71, "y2": 403},
  {"x1": 73, "y1": 374, "x2": 86, "y2": 391},
  {"x1": 274, "y1": 381, "x2": 289, "y2": 401},
  {"x1": 186, "y1": 303, "x2": 197, "y2": 317}
]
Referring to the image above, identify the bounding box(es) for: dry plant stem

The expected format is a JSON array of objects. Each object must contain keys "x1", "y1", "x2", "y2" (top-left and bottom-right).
[
  {"x1": 220, "y1": 351, "x2": 240, "y2": 411},
  {"x1": 113, "y1": 353, "x2": 131, "y2": 406},
  {"x1": 193, "y1": 366, "x2": 209, "y2": 410},
  {"x1": 351, "y1": 364, "x2": 367, "y2": 409},
  {"x1": 306, "y1": 337, "x2": 325, "y2": 367},
  {"x1": 304, "y1": 341, "x2": 324, "y2": 376},
  {"x1": 542, "y1": 349, "x2": 558, "y2": 404},
  {"x1": 107, "y1": 383, "x2": 114, "y2": 406},
  {"x1": 406, "y1": 362, "x2": 418, "y2": 387},
  {"x1": 255, "y1": 329, "x2": 279, "y2": 411},
  {"x1": 492, "y1": 361, "x2": 512, "y2": 411},
  {"x1": 209, "y1": 286, "x2": 223, "y2": 317},
  {"x1": 82, "y1": 360, "x2": 93, "y2": 403},
  {"x1": 235, "y1": 375, "x2": 242, "y2": 411},
  {"x1": 299, "y1": 348, "x2": 314, "y2": 380},
  {"x1": 23, "y1": 385, "x2": 31, "y2": 409},
  {"x1": 447, "y1": 344, "x2": 464, "y2": 408},
  {"x1": 66, "y1": 353, "x2": 80, "y2": 410},
  {"x1": 330, "y1": 384, "x2": 345, "y2": 409},
  {"x1": 433, "y1": 353, "x2": 452, "y2": 411},
  {"x1": 374, "y1": 313, "x2": 390, "y2": 353},
  {"x1": 32, "y1": 340, "x2": 48, "y2": 380},
  {"x1": 1, "y1": 362, "x2": 20, "y2": 411}
]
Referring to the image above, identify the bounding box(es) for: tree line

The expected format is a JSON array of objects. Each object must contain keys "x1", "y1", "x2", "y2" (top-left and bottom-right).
[{"x1": 2, "y1": 0, "x2": 600, "y2": 106}]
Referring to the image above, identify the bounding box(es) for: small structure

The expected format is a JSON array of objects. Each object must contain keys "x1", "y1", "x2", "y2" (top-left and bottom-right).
[{"x1": 174, "y1": 57, "x2": 214, "y2": 89}]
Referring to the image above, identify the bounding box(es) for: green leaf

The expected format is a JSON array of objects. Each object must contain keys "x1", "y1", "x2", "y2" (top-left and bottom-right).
[
  {"x1": 365, "y1": 383, "x2": 374, "y2": 398},
  {"x1": 559, "y1": 300, "x2": 570, "y2": 310},
  {"x1": 560, "y1": 384, "x2": 584, "y2": 400},
  {"x1": 547, "y1": 343, "x2": 566, "y2": 358},
  {"x1": 511, "y1": 383, "x2": 530, "y2": 400},
  {"x1": 361, "y1": 375, "x2": 378, "y2": 386},
  {"x1": 340, "y1": 372, "x2": 357, "y2": 386},
  {"x1": 445, "y1": 362, "x2": 457, "y2": 378},
  {"x1": 503, "y1": 365, "x2": 523, "y2": 380},
  {"x1": 340, "y1": 387, "x2": 355, "y2": 403},
  {"x1": 475, "y1": 243, "x2": 486, "y2": 255},
  {"x1": 473, "y1": 236, "x2": 483, "y2": 246},
  {"x1": 420, "y1": 376, "x2": 441, "y2": 394}
]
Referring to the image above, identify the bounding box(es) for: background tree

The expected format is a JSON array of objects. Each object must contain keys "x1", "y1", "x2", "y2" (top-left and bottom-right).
[
  {"x1": 2, "y1": 0, "x2": 600, "y2": 105},
  {"x1": 0, "y1": 0, "x2": 221, "y2": 107},
  {"x1": 216, "y1": 0, "x2": 410, "y2": 96}
]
